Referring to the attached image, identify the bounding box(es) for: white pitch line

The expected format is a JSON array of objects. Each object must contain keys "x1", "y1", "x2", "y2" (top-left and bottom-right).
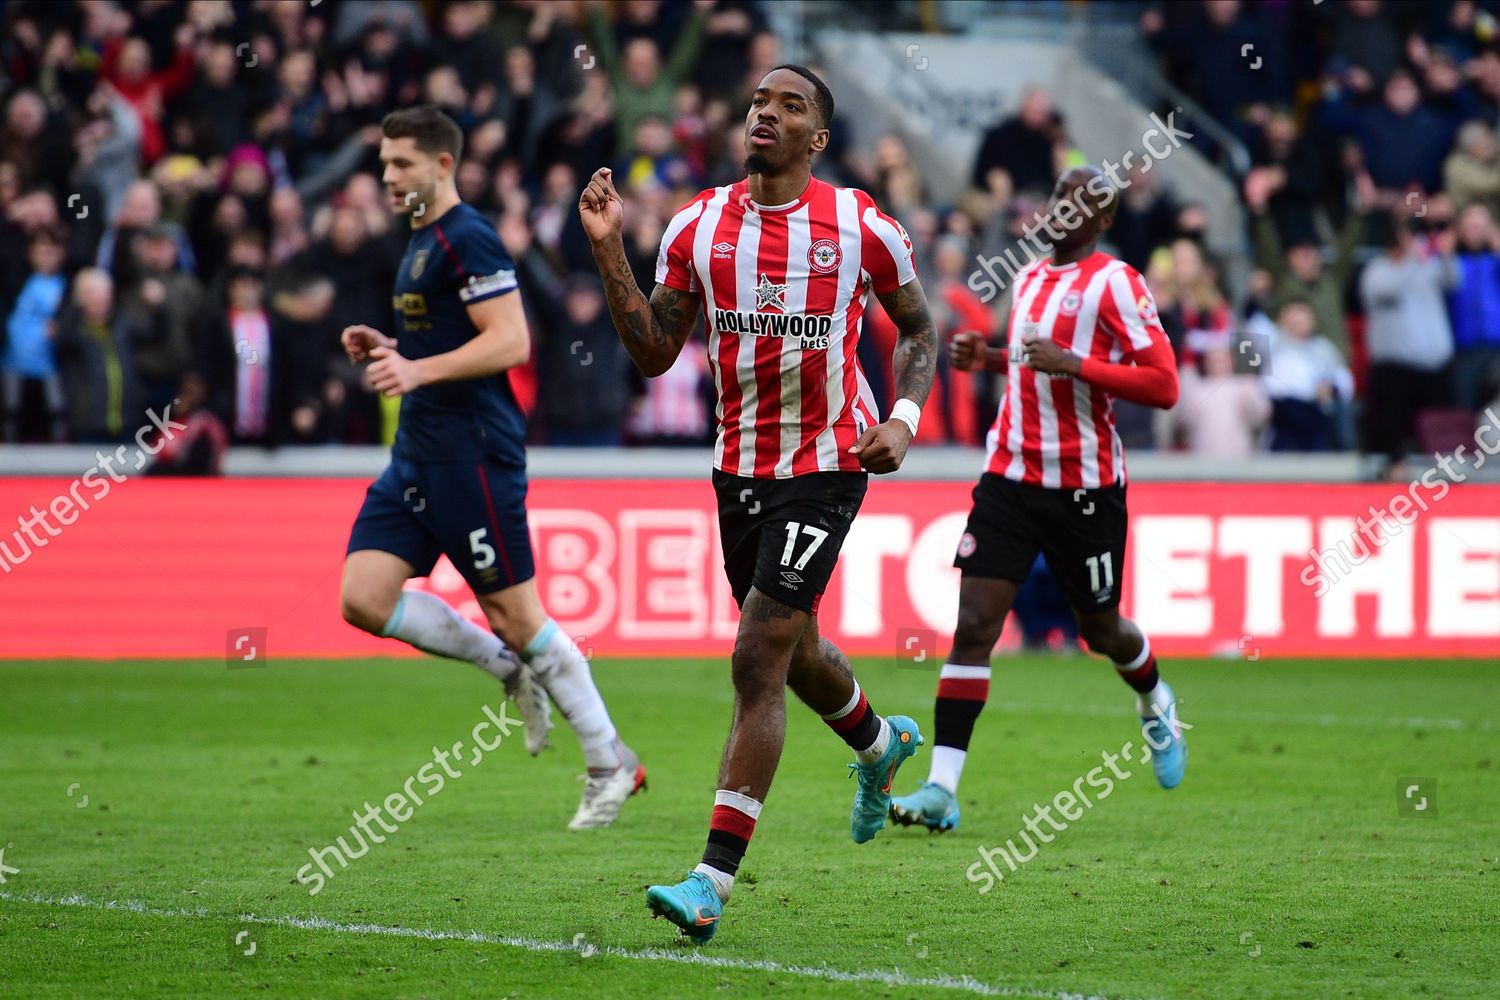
[{"x1": 0, "y1": 889, "x2": 1142, "y2": 1000}]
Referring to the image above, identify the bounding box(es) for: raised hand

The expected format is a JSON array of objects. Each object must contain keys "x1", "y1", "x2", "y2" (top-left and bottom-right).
[{"x1": 578, "y1": 167, "x2": 624, "y2": 245}]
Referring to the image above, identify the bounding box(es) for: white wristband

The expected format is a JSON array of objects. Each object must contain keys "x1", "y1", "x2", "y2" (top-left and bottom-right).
[{"x1": 890, "y1": 398, "x2": 921, "y2": 438}]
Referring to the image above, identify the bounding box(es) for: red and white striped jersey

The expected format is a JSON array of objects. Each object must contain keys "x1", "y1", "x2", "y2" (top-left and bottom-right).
[
  {"x1": 986, "y1": 251, "x2": 1168, "y2": 489},
  {"x1": 655, "y1": 176, "x2": 916, "y2": 479}
]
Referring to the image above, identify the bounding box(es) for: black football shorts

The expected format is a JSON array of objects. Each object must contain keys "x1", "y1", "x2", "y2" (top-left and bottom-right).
[
  {"x1": 712, "y1": 469, "x2": 868, "y2": 615},
  {"x1": 953, "y1": 472, "x2": 1128, "y2": 610}
]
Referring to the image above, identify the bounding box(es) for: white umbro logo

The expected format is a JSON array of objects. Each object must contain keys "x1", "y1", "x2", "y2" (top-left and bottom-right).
[
  {"x1": 712, "y1": 241, "x2": 735, "y2": 259},
  {"x1": 780, "y1": 570, "x2": 803, "y2": 586}
]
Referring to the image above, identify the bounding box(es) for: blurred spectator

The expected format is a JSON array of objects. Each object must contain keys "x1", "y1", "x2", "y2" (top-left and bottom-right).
[
  {"x1": 1247, "y1": 108, "x2": 1343, "y2": 227},
  {"x1": 1, "y1": 90, "x2": 74, "y2": 191},
  {"x1": 188, "y1": 37, "x2": 254, "y2": 154},
  {"x1": 618, "y1": 116, "x2": 693, "y2": 193},
  {"x1": 535, "y1": 275, "x2": 633, "y2": 447},
  {"x1": 201, "y1": 266, "x2": 281, "y2": 445},
  {"x1": 305, "y1": 205, "x2": 399, "y2": 344},
  {"x1": 1443, "y1": 120, "x2": 1500, "y2": 221},
  {"x1": 1147, "y1": 237, "x2": 1233, "y2": 366},
  {"x1": 870, "y1": 134, "x2": 926, "y2": 219},
  {"x1": 1255, "y1": 301, "x2": 1354, "y2": 452},
  {"x1": 588, "y1": 2, "x2": 709, "y2": 156},
  {"x1": 278, "y1": 48, "x2": 339, "y2": 177},
  {"x1": 267, "y1": 275, "x2": 338, "y2": 445},
  {"x1": 1169, "y1": 345, "x2": 1272, "y2": 458},
  {"x1": 625, "y1": 345, "x2": 712, "y2": 448},
  {"x1": 99, "y1": 25, "x2": 198, "y2": 165},
  {"x1": 73, "y1": 84, "x2": 143, "y2": 229},
  {"x1": 1359, "y1": 213, "x2": 1458, "y2": 464},
  {"x1": 55, "y1": 268, "x2": 148, "y2": 443},
  {"x1": 1142, "y1": 0, "x2": 1287, "y2": 144},
  {"x1": 2, "y1": 227, "x2": 69, "y2": 442},
  {"x1": 970, "y1": 87, "x2": 1060, "y2": 197},
  {"x1": 1326, "y1": 68, "x2": 1453, "y2": 197},
  {"x1": 268, "y1": 187, "x2": 311, "y2": 267},
  {"x1": 494, "y1": 44, "x2": 564, "y2": 166},
  {"x1": 1247, "y1": 175, "x2": 1363, "y2": 363},
  {"x1": 99, "y1": 178, "x2": 196, "y2": 274},
  {"x1": 118, "y1": 221, "x2": 208, "y2": 414},
  {"x1": 436, "y1": 1, "x2": 506, "y2": 97},
  {"x1": 695, "y1": 2, "x2": 767, "y2": 101},
  {"x1": 925, "y1": 236, "x2": 993, "y2": 445},
  {"x1": 1447, "y1": 203, "x2": 1500, "y2": 411},
  {"x1": 1110, "y1": 162, "x2": 1179, "y2": 272},
  {"x1": 145, "y1": 371, "x2": 228, "y2": 476},
  {"x1": 1330, "y1": 0, "x2": 1401, "y2": 86}
]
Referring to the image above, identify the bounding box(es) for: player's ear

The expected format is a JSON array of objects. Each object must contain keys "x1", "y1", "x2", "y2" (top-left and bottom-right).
[
  {"x1": 810, "y1": 128, "x2": 829, "y2": 155},
  {"x1": 436, "y1": 150, "x2": 455, "y2": 178}
]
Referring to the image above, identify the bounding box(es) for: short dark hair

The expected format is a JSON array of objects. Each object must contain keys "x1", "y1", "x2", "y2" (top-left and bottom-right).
[
  {"x1": 770, "y1": 63, "x2": 834, "y2": 129},
  {"x1": 381, "y1": 105, "x2": 464, "y2": 162}
]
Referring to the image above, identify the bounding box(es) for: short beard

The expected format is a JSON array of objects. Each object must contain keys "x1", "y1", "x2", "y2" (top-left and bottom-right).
[{"x1": 744, "y1": 153, "x2": 772, "y2": 175}]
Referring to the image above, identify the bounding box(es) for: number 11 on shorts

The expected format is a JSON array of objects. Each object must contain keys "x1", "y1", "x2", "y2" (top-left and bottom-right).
[
  {"x1": 1086, "y1": 551, "x2": 1114, "y2": 592},
  {"x1": 780, "y1": 521, "x2": 829, "y2": 571}
]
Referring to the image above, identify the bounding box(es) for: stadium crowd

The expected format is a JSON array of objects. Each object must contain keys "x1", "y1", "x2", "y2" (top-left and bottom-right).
[{"x1": 0, "y1": 0, "x2": 1497, "y2": 477}]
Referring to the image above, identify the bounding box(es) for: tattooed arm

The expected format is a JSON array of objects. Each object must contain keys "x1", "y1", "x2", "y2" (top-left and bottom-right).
[
  {"x1": 578, "y1": 167, "x2": 700, "y2": 377},
  {"x1": 848, "y1": 277, "x2": 937, "y2": 474},
  {"x1": 880, "y1": 276, "x2": 937, "y2": 410}
]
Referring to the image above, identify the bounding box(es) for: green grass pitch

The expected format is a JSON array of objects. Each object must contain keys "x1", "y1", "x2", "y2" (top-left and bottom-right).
[{"x1": 1, "y1": 654, "x2": 1495, "y2": 998}]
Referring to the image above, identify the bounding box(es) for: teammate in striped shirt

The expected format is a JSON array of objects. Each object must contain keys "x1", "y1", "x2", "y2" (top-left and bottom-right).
[
  {"x1": 891, "y1": 166, "x2": 1187, "y2": 834},
  {"x1": 580, "y1": 65, "x2": 936, "y2": 942}
]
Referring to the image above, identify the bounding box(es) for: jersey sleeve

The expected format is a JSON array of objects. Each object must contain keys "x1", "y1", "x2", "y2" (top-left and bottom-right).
[
  {"x1": 857, "y1": 193, "x2": 917, "y2": 296},
  {"x1": 655, "y1": 193, "x2": 708, "y2": 293},
  {"x1": 441, "y1": 217, "x2": 519, "y2": 306},
  {"x1": 1097, "y1": 265, "x2": 1170, "y2": 357}
]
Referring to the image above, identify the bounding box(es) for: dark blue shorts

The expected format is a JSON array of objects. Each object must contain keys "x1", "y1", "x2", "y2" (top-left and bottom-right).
[{"x1": 346, "y1": 456, "x2": 535, "y2": 594}]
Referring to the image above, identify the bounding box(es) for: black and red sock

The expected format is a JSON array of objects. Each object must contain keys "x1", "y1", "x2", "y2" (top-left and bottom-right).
[
  {"x1": 698, "y1": 789, "x2": 761, "y2": 894},
  {"x1": 1113, "y1": 639, "x2": 1160, "y2": 694},
  {"x1": 821, "y1": 681, "x2": 882, "y2": 753},
  {"x1": 929, "y1": 663, "x2": 991, "y2": 792}
]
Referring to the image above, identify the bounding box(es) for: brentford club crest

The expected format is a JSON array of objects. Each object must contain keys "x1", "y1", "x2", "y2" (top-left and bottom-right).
[
  {"x1": 808, "y1": 238, "x2": 841, "y2": 273},
  {"x1": 957, "y1": 532, "x2": 977, "y2": 558},
  {"x1": 1060, "y1": 290, "x2": 1083, "y2": 316}
]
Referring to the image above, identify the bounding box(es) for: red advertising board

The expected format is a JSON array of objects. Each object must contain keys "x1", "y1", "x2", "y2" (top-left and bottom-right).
[{"x1": 0, "y1": 477, "x2": 1496, "y2": 659}]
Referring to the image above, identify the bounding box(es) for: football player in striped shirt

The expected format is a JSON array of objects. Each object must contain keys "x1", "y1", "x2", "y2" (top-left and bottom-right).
[
  {"x1": 892, "y1": 165, "x2": 1187, "y2": 833},
  {"x1": 580, "y1": 65, "x2": 936, "y2": 942}
]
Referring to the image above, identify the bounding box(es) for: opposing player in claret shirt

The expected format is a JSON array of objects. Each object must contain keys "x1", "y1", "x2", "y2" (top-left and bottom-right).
[
  {"x1": 339, "y1": 106, "x2": 644, "y2": 831},
  {"x1": 580, "y1": 65, "x2": 937, "y2": 942},
  {"x1": 891, "y1": 166, "x2": 1187, "y2": 835}
]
